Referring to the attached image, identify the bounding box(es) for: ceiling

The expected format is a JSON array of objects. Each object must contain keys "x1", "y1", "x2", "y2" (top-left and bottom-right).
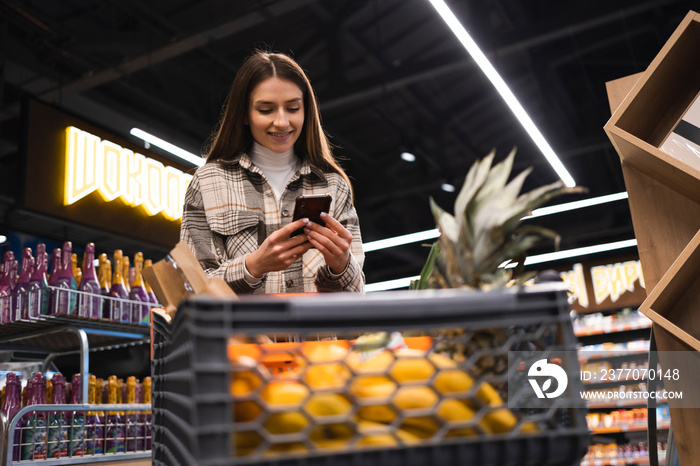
[{"x1": 0, "y1": 0, "x2": 696, "y2": 286}]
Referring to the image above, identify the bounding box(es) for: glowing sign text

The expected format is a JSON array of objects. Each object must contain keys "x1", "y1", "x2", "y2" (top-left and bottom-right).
[{"x1": 65, "y1": 126, "x2": 193, "y2": 220}]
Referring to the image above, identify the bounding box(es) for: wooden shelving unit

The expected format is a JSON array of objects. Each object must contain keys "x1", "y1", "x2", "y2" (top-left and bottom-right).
[{"x1": 604, "y1": 10, "x2": 700, "y2": 464}]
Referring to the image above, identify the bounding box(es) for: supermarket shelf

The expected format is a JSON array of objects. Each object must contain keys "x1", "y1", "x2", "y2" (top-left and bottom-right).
[
  {"x1": 581, "y1": 455, "x2": 665, "y2": 466},
  {"x1": 590, "y1": 422, "x2": 670, "y2": 434},
  {"x1": 0, "y1": 314, "x2": 150, "y2": 353},
  {"x1": 587, "y1": 398, "x2": 667, "y2": 409},
  {"x1": 575, "y1": 319, "x2": 652, "y2": 337},
  {"x1": 579, "y1": 349, "x2": 649, "y2": 363}
]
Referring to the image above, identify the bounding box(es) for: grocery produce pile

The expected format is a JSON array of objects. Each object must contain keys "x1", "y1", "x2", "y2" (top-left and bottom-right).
[{"x1": 229, "y1": 333, "x2": 538, "y2": 457}]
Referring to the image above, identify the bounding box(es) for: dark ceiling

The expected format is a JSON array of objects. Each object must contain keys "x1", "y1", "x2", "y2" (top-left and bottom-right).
[{"x1": 1, "y1": 0, "x2": 696, "y2": 286}]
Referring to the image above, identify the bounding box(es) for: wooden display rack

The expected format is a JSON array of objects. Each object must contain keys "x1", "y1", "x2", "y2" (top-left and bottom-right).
[{"x1": 604, "y1": 10, "x2": 700, "y2": 464}]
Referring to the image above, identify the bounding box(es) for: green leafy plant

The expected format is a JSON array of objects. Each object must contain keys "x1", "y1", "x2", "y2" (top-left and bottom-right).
[{"x1": 410, "y1": 148, "x2": 586, "y2": 290}]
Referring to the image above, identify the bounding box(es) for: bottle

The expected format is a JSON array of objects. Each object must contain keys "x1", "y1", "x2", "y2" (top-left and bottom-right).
[
  {"x1": 68, "y1": 374, "x2": 86, "y2": 457},
  {"x1": 47, "y1": 373, "x2": 68, "y2": 458},
  {"x1": 27, "y1": 244, "x2": 50, "y2": 318},
  {"x1": 143, "y1": 259, "x2": 159, "y2": 305},
  {"x1": 48, "y1": 248, "x2": 61, "y2": 286},
  {"x1": 125, "y1": 377, "x2": 140, "y2": 451},
  {"x1": 135, "y1": 379, "x2": 145, "y2": 451},
  {"x1": 51, "y1": 242, "x2": 78, "y2": 315},
  {"x1": 105, "y1": 375, "x2": 125, "y2": 453},
  {"x1": 85, "y1": 375, "x2": 104, "y2": 455},
  {"x1": 71, "y1": 253, "x2": 82, "y2": 287},
  {"x1": 12, "y1": 248, "x2": 35, "y2": 320},
  {"x1": 2, "y1": 372, "x2": 22, "y2": 461},
  {"x1": 129, "y1": 252, "x2": 150, "y2": 325},
  {"x1": 143, "y1": 376, "x2": 152, "y2": 450},
  {"x1": 78, "y1": 243, "x2": 102, "y2": 319},
  {"x1": 0, "y1": 251, "x2": 17, "y2": 323},
  {"x1": 123, "y1": 254, "x2": 132, "y2": 293},
  {"x1": 22, "y1": 372, "x2": 48, "y2": 460},
  {"x1": 109, "y1": 250, "x2": 129, "y2": 322}
]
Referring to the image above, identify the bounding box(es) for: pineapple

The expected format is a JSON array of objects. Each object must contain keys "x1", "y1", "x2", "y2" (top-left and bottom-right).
[{"x1": 411, "y1": 148, "x2": 585, "y2": 291}]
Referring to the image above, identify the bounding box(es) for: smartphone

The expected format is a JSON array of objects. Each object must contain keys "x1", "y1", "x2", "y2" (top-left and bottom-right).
[{"x1": 291, "y1": 193, "x2": 332, "y2": 237}]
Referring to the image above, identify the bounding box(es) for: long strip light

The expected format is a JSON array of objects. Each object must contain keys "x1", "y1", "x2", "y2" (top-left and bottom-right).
[
  {"x1": 363, "y1": 229, "x2": 440, "y2": 252},
  {"x1": 130, "y1": 128, "x2": 204, "y2": 167},
  {"x1": 427, "y1": 0, "x2": 576, "y2": 188},
  {"x1": 362, "y1": 191, "x2": 628, "y2": 252},
  {"x1": 366, "y1": 238, "x2": 638, "y2": 292},
  {"x1": 526, "y1": 191, "x2": 628, "y2": 219}
]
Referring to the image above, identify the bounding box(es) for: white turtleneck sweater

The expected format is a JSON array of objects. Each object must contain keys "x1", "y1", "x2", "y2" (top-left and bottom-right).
[
  {"x1": 244, "y1": 142, "x2": 301, "y2": 284},
  {"x1": 249, "y1": 142, "x2": 300, "y2": 202}
]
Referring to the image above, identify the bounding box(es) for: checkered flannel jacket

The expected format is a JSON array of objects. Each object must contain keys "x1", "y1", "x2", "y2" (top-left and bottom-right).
[{"x1": 180, "y1": 152, "x2": 365, "y2": 294}]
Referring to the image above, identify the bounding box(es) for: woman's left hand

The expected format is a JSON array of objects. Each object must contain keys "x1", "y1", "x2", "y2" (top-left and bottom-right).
[{"x1": 302, "y1": 212, "x2": 352, "y2": 274}]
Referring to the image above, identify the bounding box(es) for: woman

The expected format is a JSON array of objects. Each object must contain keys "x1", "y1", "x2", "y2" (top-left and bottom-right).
[{"x1": 180, "y1": 50, "x2": 365, "y2": 294}]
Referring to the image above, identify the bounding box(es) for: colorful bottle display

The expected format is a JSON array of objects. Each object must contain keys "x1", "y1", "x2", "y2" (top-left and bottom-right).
[
  {"x1": 78, "y1": 243, "x2": 102, "y2": 319},
  {"x1": 1, "y1": 244, "x2": 157, "y2": 325},
  {"x1": 109, "y1": 250, "x2": 129, "y2": 322},
  {"x1": 27, "y1": 244, "x2": 50, "y2": 318}
]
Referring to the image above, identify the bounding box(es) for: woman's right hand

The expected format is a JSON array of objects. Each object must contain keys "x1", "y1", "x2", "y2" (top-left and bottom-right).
[{"x1": 245, "y1": 218, "x2": 312, "y2": 277}]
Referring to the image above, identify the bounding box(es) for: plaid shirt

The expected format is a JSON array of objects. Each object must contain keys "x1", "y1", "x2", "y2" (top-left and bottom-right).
[{"x1": 180, "y1": 152, "x2": 365, "y2": 294}]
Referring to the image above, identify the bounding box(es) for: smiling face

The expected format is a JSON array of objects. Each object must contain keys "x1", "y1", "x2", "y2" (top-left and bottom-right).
[{"x1": 248, "y1": 77, "x2": 305, "y2": 153}]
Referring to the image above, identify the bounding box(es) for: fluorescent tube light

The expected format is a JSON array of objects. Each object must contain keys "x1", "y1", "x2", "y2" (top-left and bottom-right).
[
  {"x1": 504, "y1": 239, "x2": 638, "y2": 267},
  {"x1": 130, "y1": 128, "x2": 204, "y2": 167},
  {"x1": 427, "y1": 0, "x2": 576, "y2": 188},
  {"x1": 366, "y1": 238, "x2": 638, "y2": 292},
  {"x1": 363, "y1": 229, "x2": 440, "y2": 253},
  {"x1": 366, "y1": 276, "x2": 421, "y2": 292},
  {"x1": 526, "y1": 191, "x2": 628, "y2": 219}
]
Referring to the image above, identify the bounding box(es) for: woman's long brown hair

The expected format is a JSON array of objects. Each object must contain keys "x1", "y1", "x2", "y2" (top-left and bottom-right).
[{"x1": 204, "y1": 50, "x2": 352, "y2": 194}]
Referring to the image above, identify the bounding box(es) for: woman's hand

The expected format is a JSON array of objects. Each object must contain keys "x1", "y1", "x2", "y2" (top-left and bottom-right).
[
  {"x1": 303, "y1": 212, "x2": 352, "y2": 274},
  {"x1": 245, "y1": 219, "x2": 312, "y2": 277}
]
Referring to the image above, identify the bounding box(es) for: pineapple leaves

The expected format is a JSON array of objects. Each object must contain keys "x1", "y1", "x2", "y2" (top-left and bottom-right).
[{"x1": 418, "y1": 148, "x2": 587, "y2": 290}]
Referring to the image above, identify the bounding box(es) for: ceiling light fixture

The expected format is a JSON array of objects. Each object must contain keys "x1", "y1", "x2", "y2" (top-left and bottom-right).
[
  {"x1": 401, "y1": 151, "x2": 416, "y2": 162},
  {"x1": 363, "y1": 229, "x2": 440, "y2": 253},
  {"x1": 441, "y1": 183, "x2": 456, "y2": 192},
  {"x1": 427, "y1": 0, "x2": 576, "y2": 188},
  {"x1": 0, "y1": 235, "x2": 6, "y2": 244},
  {"x1": 366, "y1": 238, "x2": 638, "y2": 292},
  {"x1": 526, "y1": 191, "x2": 628, "y2": 219},
  {"x1": 362, "y1": 191, "x2": 628, "y2": 252},
  {"x1": 130, "y1": 128, "x2": 204, "y2": 167}
]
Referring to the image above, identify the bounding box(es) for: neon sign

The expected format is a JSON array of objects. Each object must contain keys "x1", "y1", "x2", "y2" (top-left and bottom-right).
[{"x1": 65, "y1": 126, "x2": 193, "y2": 221}]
